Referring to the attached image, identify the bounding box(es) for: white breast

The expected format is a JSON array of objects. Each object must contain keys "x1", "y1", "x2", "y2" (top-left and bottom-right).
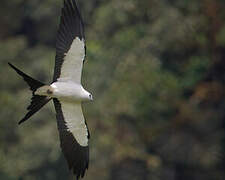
[{"x1": 51, "y1": 81, "x2": 84, "y2": 101}]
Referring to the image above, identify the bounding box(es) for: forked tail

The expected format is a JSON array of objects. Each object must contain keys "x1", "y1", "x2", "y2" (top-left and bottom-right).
[{"x1": 8, "y1": 63, "x2": 51, "y2": 124}]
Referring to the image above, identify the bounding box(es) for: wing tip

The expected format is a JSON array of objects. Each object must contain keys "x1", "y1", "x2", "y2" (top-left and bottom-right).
[{"x1": 67, "y1": 145, "x2": 89, "y2": 179}]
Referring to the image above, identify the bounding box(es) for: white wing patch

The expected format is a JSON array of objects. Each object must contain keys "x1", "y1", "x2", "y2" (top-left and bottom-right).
[
  {"x1": 59, "y1": 37, "x2": 85, "y2": 83},
  {"x1": 61, "y1": 101, "x2": 88, "y2": 147}
]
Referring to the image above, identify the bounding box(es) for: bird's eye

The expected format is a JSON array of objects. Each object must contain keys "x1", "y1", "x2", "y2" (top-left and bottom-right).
[{"x1": 89, "y1": 94, "x2": 92, "y2": 98}]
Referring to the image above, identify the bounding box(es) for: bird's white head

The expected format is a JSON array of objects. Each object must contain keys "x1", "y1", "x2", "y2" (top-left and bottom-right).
[
  {"x1": 82, "y1": 88, "x2": 93, "y2": 101},
  {"x1": 88, "y1": 93, "x2": 93, "y2": 101}
]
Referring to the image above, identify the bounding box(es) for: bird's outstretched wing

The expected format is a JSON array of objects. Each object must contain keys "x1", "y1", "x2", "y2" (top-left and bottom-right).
[
  {"x1": 53, "y1": 98, "x2": 89, "y2": 179},
  {"x1": 53, "y1": 0, "x2": 86, "y2": 83}
]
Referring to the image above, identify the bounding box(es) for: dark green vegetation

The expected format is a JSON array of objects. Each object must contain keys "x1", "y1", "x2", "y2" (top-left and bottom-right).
[{"x1": 0, "y1": 0, "x2": 225, "y2": 179}]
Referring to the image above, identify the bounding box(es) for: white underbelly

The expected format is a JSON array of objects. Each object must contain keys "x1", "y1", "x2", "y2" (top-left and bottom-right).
[{"x1": 51, "y1": 81, "x2": 83, "y2": 101}]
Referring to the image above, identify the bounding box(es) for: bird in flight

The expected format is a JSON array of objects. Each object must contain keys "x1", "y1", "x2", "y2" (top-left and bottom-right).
[{"x1": 8, "y1": 0, "x2": 92, "y2": 179}]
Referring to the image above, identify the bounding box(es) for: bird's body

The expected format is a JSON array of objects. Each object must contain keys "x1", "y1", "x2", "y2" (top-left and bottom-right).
[
  {"x1": 8, "y1": 0, "x2": 92, "y2": 179},
  {"x1": 52, "y1": 81, "x2": 91, "y2": 102},
  {"x1": 36, "y1": 81, "x2": 92, "y2": 102}
]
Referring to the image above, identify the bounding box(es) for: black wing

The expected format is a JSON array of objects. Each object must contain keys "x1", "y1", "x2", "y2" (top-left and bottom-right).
[
  {"x1": 53, "y1": 98, "x2": 89, "y2": 179},
  {"x1": 53, "y1": 0, "x2": 85, "y2": 82}
]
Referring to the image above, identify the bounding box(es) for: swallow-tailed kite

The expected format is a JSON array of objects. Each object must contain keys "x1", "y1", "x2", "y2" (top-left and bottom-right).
[{"x1": 9, "y1": 0, "x2": 92, "y2": 179}]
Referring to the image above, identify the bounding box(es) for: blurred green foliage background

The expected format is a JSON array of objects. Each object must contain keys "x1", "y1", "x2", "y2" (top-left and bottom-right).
[{"x1": 0, "y1": 0, "x2": 225, "y2": 179}]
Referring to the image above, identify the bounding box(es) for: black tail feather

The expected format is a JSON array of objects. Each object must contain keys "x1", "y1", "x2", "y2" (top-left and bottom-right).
[
  {"x1": 8, "y1": 62, "x2": 44, "y2": 92},
  {"x1": 27, "y1": 95, "x2": 47, "y2": 110},
  {"x1": 18, "y1": 96, "x2": 51, "y2": 124},
  {"x1": 8, "y1": 62, "x2": 51, "y2": 124}
]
